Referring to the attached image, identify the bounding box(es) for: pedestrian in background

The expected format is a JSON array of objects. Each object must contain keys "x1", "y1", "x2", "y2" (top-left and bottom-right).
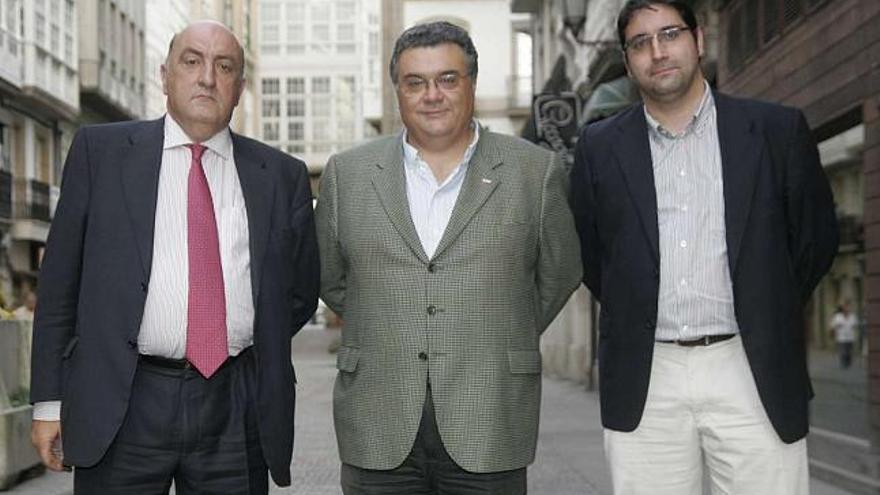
[
  {"x1": 29, "y1": 20, "x2": 318, "y2": 494},
  {"x1": 830, "y1": 302, "x2": 858, "y2": 369},
  {"x1": 316, "y1": 21, "x2": 581, "y2": 495},
  {"x1": 570, "y1": 0, "x2": 839, "y2": 493}
]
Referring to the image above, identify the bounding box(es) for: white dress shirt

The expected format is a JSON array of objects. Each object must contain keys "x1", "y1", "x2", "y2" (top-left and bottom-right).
[
  {"x1": 402, "y1": 122, "x2": 480, "y2": 259},
  {"x1": 646, "y1": 82, "x2": 740, "y2": 341},
  {"x1": 34, "y1": 116, "x2": 254, "y2": 421}
]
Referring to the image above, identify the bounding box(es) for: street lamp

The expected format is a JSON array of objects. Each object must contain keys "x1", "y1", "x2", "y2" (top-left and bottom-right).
[{"x1": 560, "y1": 0, "x2": 618, "y2": 47}]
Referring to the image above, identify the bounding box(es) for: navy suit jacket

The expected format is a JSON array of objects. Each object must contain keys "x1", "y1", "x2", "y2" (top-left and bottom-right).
[
  {"x1": 30, "y1": 118, "x2": 319, "y2": 486},
  {"x1": 571, "y1": 92, "x2": 838, "y2": 443}
]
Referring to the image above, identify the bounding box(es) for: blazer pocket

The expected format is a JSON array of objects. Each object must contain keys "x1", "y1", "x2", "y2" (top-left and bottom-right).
[
  {"x1": 508, "y1": 349, "x2": 542, "y2": 374},
  {"x1": 336, "y1": 345, "x2": 360, "y2": 373}
]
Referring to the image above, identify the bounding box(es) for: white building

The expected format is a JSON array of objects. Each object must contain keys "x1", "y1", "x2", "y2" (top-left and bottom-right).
[
  {"x1": 78, "y1": 0, "x2": 147, "y2": 123},
  {"x1": 0, "y1": 0, "x2": 79, "y2": 302},
  {"x1": 257, "y1": 0, "x2": 383, "y2": 174}
]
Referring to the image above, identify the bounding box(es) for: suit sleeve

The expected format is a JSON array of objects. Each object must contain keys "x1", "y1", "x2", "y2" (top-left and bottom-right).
[
  {"x1": 315, "y1": 156, "x2": 346, "y2": 318},
  {"x1": 785, "y1": 111, "x2": 839, "y2": 303},
  {"x1": 288, "y1": 159, "x2": 320, "y2": 335},
  {"x1": 536, "y1": 152, "x2": 583, "y2": 332},
  {"x1": 570, "y1": 127, "x2": 603, "y2": 301},
  {"x1": 30, "y1": 128, "x2": 91, "y2": 403}
]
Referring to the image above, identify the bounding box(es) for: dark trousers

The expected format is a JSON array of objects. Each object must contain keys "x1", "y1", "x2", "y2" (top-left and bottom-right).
[
  {"x1": 74, "y1": 349, "x2": 267, "y2": 495},
  {"x1": 839, "y1": 342, "x2": 854, "y2": 368},
  {"x1": 341, "y1": 387, "x2": 527, "y2": 495}
]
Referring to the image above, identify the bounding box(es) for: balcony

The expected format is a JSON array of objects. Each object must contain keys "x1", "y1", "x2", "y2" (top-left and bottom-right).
[
  {"x1": 0, "y1": 171, "x2": 12, "y2": 220},
  {"x1": 14, "y1": 178, "x2": 50, "y2": 223}
]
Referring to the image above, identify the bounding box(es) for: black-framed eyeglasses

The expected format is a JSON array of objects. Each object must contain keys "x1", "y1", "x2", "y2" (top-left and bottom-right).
[
  {"x1": 623, "y1": 26, "x2": 692, "y2": 54},
  {"x1": 398, "y1": 72, "x2": 468, "y2": 96}
]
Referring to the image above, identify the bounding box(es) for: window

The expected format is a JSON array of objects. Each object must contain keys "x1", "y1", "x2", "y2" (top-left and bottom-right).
[
  {"x1": 287, "y1": 77, "x2": 304, "y2": 94},
  {"x1": 50, "y1": 24, "x2": 59, "y2": 54},
  {"x1": 312, "y1": 77, "x2": 330, "y2": 93},
  {"x1": 288, "y1": 122, "x2": 304, "y2": 141},
  {"x1": 337, "y1": 24, "x2": 354, "y2": 41},
  {"x1": 262, "y1": 122, "x2": 279, "y2": 141},
  {"x1": 287, "y1": 99, "x2": 305, "y2": 117},
  {"x1": 726, "y1": 0, "x2": 824, "y2": 73},
  {"x1": 262, "y1": 78, "x2": 280, "y2": 95},
  {"x1": 312, "y1": 97, "x2": 331, "y2": 117},
  {"x1": 337, "y1": 1, "x2": 356, "y2": 22},
  {"x1": 262, "y1": 100, "x2": 280, "y2": 118}
]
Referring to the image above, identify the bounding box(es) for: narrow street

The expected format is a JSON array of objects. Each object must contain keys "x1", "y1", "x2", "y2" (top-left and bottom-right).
[{"x1": 9, "y1": 325, "x2": 854, "y2": 495}]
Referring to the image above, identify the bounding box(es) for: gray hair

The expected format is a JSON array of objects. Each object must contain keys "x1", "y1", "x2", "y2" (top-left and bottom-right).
[{"x1": 389, "y1": 21, "x2": 478, "y2": 84}]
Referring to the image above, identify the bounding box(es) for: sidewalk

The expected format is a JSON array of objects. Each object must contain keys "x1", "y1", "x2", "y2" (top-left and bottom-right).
[{"x1": 7, "y1": 326, "x2": 855, "y2": 494}]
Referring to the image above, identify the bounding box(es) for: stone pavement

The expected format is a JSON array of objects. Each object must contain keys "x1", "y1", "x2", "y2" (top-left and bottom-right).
[{"x1": 7, "y1": 325, "x2": 855, "y2": 494}]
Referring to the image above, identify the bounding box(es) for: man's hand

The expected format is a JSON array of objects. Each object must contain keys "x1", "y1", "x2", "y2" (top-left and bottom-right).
[{"x1": 31, "y1": 420, "x2": 65, "y2": 471}]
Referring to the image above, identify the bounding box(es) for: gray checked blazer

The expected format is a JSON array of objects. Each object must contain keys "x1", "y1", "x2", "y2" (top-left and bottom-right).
[{"x1": 315, "y1": 128, "x2": 582, "y2": 473}]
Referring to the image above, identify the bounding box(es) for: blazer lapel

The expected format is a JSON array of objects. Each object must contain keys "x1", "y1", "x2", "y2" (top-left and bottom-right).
[
  {"x1": 121, "y1": 118, "x2": 165, "y2": 279},
  {"x1": 371, "y1": 136, "x2": 429, "y2": 263},
  {"x1": 613, "y1": 107, "x2": 660, "y2": 265},
  {"x1": 232, "y1": 133, "x2": 274, "y2": 307},
  {"x1": 715, "y1": 92, "x2": 762, "y2": 276},
  {"x1": 432, "y1": 130, "x2": 501, "y2": 260}
]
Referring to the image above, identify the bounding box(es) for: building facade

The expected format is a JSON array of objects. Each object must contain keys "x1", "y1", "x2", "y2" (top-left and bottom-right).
[
  {"x1": 0, "y1": 0, "x2": 79, "y2": 307},
  {"x1": 257, "y1": 0, "x2": 382, "y2": 175},
  {"x1": 717, "y1": 0, "x2": 879, "y2": 491},
  {"x1": 78, "y1": 0, "x2": 147, "y2": 123}
]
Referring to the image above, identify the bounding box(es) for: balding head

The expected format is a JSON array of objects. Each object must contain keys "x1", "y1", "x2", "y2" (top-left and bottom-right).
[
  {"x1": 167, "y1": 20, "x2": 245, "y2": 80},
  {"x1": 161, "y1": 20, "x2": 246, "y2": 142}
]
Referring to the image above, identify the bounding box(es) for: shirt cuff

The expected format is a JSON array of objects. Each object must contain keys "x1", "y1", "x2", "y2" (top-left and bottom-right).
[{"x1": 33, "y1": 401, "x2": 62, "y2": 421}]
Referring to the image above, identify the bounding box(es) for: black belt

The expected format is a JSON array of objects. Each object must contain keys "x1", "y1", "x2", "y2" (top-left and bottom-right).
[
  {"x1": 139, "y1": 347, "x2": 251, "y2": 371},
  {"x1": 657, "y1": 334, "x2": 736, "y2": 347}
]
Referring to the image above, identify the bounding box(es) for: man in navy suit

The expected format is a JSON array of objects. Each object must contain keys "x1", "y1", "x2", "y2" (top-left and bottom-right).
[
  {"x1": 571, "y1": 1, "x2": 838, "y2": 493},
  {"x1": 29, "y1": 21, "x2": 318, "y2": 493}
]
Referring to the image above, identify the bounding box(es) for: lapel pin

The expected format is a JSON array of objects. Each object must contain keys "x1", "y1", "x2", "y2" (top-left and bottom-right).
[{"x1": 481, "y1": 178, "x2": 493, "y2": 184}]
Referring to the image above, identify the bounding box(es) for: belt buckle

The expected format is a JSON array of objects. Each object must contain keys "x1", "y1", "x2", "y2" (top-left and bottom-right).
[{"x1": 702, "y1": 335, "x2": 711, "y2": 346}]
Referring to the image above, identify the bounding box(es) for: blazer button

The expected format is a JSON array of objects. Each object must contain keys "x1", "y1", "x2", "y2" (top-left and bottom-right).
[
  {"x1": 427, "y1": 305, "x2": 437, "y2": 315},
  {"x1": 427, "y1": 263, "x2": 436, "y2": 273},
  {"x1": 140, "y1": 282, "x2": 148, "y2": 292},
  {"x1": 418, "y1": 352, "x2": 428, "y2": 361},
  {"x1": 644, "y1": 320, "x2": 655, "y2": 330}
]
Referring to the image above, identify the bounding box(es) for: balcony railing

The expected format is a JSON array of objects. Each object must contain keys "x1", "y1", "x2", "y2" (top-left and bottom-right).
[
  {"x1": 0, "y1": 170, "x2": 12, "y2": 219},
  {"x1": 14, "y1": 178, "x2": 51, "y2": 223}
]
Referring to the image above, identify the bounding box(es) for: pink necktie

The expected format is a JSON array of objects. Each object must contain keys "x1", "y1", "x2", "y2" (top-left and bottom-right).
[{"x1": 186, "y1": 143, "x2": 228, "y2": 378}]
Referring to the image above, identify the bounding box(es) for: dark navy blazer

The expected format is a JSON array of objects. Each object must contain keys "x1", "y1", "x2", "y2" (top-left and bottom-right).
[
  {"x1": 30, "y1": 118, "x2": 319, "y2": 486},
  {"x1": 571, "y1": 92, "x2": 839, "y2": 443}
]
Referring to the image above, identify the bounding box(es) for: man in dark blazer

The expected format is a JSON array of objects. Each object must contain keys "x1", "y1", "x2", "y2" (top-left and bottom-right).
[
  {"x1": 29, "y1": 21, "x2": 318, "y2": 493},
  {"x1": 571, "y1": 1, "x2": 838, "y2": 494}
]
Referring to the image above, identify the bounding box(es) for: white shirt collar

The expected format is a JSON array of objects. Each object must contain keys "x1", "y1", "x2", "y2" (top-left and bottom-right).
[
  {"x1": 163, "y1": 114, "x2": 233, "y2": 161},
  {"x1": 401, "y1": 119, "x2": 481, "y2": 173}
]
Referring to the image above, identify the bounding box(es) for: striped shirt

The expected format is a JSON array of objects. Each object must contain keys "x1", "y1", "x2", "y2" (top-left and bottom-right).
[
  {"x1": 33, "y1": 116, "x2": 255, "y2": 421},
  {"x1": 646, "y1": 83, "x2": 740, "y2": 341},
  {"x1": 402, "y1": 121, "x2": 479, "y2": 259},
  {"x1": 137, "y1": 116, "x2": 255, "y2": 358}
]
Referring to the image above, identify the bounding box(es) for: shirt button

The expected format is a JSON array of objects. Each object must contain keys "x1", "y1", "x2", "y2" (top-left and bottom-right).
[
  {"x1": 680, "y1": 279, "x2": 687, "y2": 286},
  {"x1": 680, "y1": 240, "x2": 687, "y2": 248},
  {"x1": 679, "y1": 169, "x2": 686, "y2": 177},
  {"x1": 427, "y1": 305, "x2": 437, "y2": 315},
  {"x1": 681, "y1": 205, "x2": 688, "y2": 212},
  {"x1": 682, "y1": 325, "x2": 689, "y2": 332},
  {"x1": 427, "y1": 263, "x2": 436, "y2": 273},
  {"x1": 418, "y1": 352, "x2": 428, "y2": 361}
]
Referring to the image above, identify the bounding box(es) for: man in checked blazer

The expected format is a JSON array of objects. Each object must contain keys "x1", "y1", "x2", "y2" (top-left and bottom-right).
[
  {"x1": 316, "y1": 21, "x2": 581, "y2": 494},
  {"x1": 571, "y1": 1, "x2": 838, "y2": 493}
]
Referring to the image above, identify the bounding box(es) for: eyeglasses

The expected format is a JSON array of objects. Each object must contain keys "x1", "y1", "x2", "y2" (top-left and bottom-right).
[
  {"x1": 398, "y1": 72, "x2": 468, "y2": 96},
  {"x1": 624, "y1": 26, "x2": 692, "y2": 54}
]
